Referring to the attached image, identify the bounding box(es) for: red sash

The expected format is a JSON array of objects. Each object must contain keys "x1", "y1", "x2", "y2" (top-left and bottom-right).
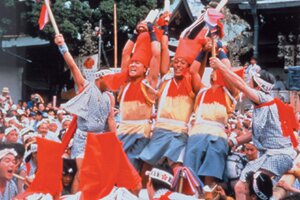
[
  {"x1": 254, "y1": 98, "x2": 299, "y2": 148},
  {"x1": 153, "y1": 191, "x2": 173, "y2": 200}
]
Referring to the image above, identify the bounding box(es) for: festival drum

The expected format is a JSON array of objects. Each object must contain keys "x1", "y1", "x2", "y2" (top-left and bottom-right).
[{"x1": 225, "y1": 152, "x2": 247, "y2": 180}]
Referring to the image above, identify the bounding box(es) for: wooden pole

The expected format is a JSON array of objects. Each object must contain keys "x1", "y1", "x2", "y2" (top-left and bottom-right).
[
  {"x1": 211, "y1": 36, "x2": 216, "y2": 57},
  {"x1": 98, "y1": 19, "x2": 102, "y2": 69},
  {"x1": 44, "y1": 0, "x2": 59, "y2": 35},
  {"x1": 114, "y1": 0, "x2": 118, "y2": 68}
]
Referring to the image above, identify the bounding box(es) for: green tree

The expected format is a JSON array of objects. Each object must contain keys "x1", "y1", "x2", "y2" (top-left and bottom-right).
[
  {"x1": 0, "y1": 0, "x2": 17, "y2": 35},
  {"x1": 24, "y1": 0, "x2": 156, "y2": 56}
]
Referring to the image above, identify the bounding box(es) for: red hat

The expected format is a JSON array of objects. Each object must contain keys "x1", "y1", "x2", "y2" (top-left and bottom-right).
[
  {"x1": 174, "y1": 38, "x2": 203, "y2": 65},
  {"x1": 130, "y1": 32, "x2": 152, "y2": 67}
]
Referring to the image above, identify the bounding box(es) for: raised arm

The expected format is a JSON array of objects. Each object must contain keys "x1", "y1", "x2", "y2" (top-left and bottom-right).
[
  {"x1": 147, "y1": 23, "x2": 161, "y2": 89},
  {"x1": 121, "y1": 34, "x2": 136, "y2": 72},
  {"x1": 210, "y1": 57, "x2": 260, "y2": 104},
  {"x1": 189, "y1": 52, "x2": 205, "y2": 93},
  {"x1": 55, "y1": 34, "x2": 85, "y2": 92},
  {"x1": 160, "y1": 26, "x2": 170, "y2": 77}
]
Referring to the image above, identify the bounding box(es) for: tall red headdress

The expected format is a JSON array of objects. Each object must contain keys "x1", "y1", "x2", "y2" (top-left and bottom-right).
[{"x1": 174, "y1": 38, "x2": 203, "y2": 65}]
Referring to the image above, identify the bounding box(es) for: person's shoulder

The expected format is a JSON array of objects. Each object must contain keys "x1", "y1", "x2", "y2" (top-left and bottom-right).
[
  {"x1": 169, "y1": 192, "x2": 198, "y2": 200},
  {"x1": 8, "y1": 179, "x2": 18, "y2": 191}
]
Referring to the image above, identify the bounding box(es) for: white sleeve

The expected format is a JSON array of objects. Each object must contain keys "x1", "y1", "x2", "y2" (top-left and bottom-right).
[{"x1": 169, "y1": 193, "x2": 198, "y2": 200}]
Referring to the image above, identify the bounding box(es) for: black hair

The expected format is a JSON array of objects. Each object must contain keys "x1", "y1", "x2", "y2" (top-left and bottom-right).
[
  {"x1": 47, "y1": 109, "x2": 56, "y2": 114},
  {"x1": 63, "y1": 158, "x2": 77, "y2": 176},
  {"x1": 0, "y1": 126, "x2": 5, "y2": 134},
  {"x1": 8, "y1": 143, "x2": 25, "y2": 158},
  {"x1": 250, "y1": 57, "x2": 257, "y2": 61},
  {"x1": 253, "y1": 70, "x2": 276, "y2": 88},
  {"x1": 0, "y1": 142, "x2": 8, "y2": 151},
  {"x1": 151, "y1": 163, "x2": 173, "y2": 192},
  {"x1": 246, "y1": 171, "x2": 273, "y2": 200}
]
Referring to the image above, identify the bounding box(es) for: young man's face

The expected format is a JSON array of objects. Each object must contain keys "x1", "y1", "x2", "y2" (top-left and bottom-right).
[
  {"x1": 129, "y1": 60, "x2": 146, "y2": 78},
  {"x1": 173, "y1": 57, "x2": 189, "y2": 78},
  {"x1": 62, "y1": 174, "x2": 73, "y2": 187},
  {"x1": 250, "y1": 59, "x2": 256, "y2": 65},
  {"x1": 49, "y1": 123, "x2": 58, "y2": 132},
  {"x1": 37, "y1": 123, "x2": 49, "y2": 137},
  {"x1": 245, "y1": 144, "x2": 258, "y2": 161},
  {"x1": 0, "y1": 154, "x2": 16, "y2": 181},
  {"x1": 62, "y1": 121, "x2": 71, "y2": 130},
  {"x1": 5, "y1": 130, "x2": 18, "y2": 143},
  {"x1": 2, "y1": 92, "x2": 8, "y2": 97}
]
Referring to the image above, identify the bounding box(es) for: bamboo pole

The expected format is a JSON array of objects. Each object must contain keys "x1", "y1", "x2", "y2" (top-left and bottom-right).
[
  {"x1": 44, "y1": 0, "x2": 59, "y2": 35},
  {"x1": 114, "y1": 0, "x2": 118, "y2": 68},
  {"x1": 98, "y1": 19, "x2": 102, "y2": 69}
]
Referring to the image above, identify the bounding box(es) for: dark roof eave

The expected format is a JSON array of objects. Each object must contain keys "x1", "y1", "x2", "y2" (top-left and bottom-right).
[{"x1": 238, "y1": 0, "x2": 300, "y2": 9}]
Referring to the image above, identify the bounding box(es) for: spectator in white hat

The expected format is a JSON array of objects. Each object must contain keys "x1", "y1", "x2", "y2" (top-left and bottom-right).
[
  {"x1": 61, "y1": 116, "x2": 72, "y2": 130},
  {"x1": 20, "y1": 127, "x2": 34, "y2": 144},
  {"x1": 48, "y1": 118, "x2": 59, "y2": 137},
  {"x1": 24, "y1": 143, "x2": 38, "y2": 176},
  {"x1": 4, "y1": 126, "x2": 19, "y2": 144},
  {"x1": 0, "y1": 87, "x2": 13, "y2": 110},
  {"x1": 56, "y1": 109, "x2": 66, "y2": 126},
  {"x1": 36, "y1": 120, "x2": 60, "y2": 142},
  {"x1": 0, "y1": 143, "x2": 18, "y2": 199}
]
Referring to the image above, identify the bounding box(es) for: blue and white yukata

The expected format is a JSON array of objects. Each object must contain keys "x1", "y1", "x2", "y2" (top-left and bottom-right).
[
  {"x1": 239, "y1": 91, "x2": 296, "y2": 181},
  {"x1": 61, "y1": 81, "x2": 111, "y2": 159},
  {"x1": 0, "y1": 180, "x2": 18, "y2": 200}
]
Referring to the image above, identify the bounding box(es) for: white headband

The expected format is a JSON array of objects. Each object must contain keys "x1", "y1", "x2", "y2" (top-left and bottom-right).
[
  {"x1": 23, "y1": 132, "x2": 38, "y2": 143},
  {"x1": 94, "y1": 69, "x2": 114, "y2": 79},
  {"x1": 253, "y1": 74, "x2": 274, "y2": 93},
  {"x1": 20, "y1": 127, "x2": 34, "y2": 137},
  {"x1": 253, "y1": 172, "x2": 269, "y2": 200},
  {"x1": 4, "y1": 126, "x2": 18, "y2": 136},
  {"x1": 0, "y1": 148, "x2": 17, "y2": 159},
  {"x1": 145, "y1": 168, "x2": 174, "y2": 186}
]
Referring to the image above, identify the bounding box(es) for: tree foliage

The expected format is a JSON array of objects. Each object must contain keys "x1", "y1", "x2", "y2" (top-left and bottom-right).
[
  {"x1": 0, "y1": 0, "x2": 16, "y2": 35},
  {"x1": 23, "y1": 0, "x2": 156, "y2": 56}
]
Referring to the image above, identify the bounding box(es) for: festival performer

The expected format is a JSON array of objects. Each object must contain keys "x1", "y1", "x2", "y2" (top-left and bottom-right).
[
  {"x1": 210, "y1": 57, "x2": 298, "y2": 200},
  {"x1": 139, "y1": 22, "x2": 206, "y2": 169},
  {"x1": 54, "y1": 34, "x2": 116, "y2": 192},
  {"x1": 180, "y1": 3, "x2": 243, "y2": 186},
  {"x1": 115, "y1": 21, "x2": 161, "y2": 171},
  {"x1": 183, "y1": 49, "x2": 240, "y2": 186}
]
